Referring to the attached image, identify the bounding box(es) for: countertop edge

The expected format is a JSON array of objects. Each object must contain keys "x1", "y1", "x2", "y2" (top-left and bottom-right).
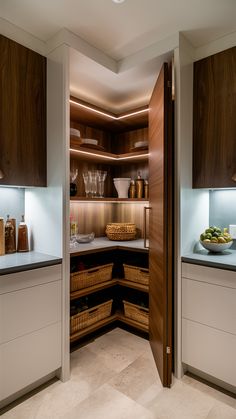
[
  {"x1": 0, "y1": 258, "x2": 62, "y2": 276},
  {"x1": 181, "y1": 256, "x2": 236, "y2": 272}
]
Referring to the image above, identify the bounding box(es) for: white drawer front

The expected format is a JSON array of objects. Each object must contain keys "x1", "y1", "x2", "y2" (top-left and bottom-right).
[
  {"x1": 182, "y1": 318, "x2": 236, "y2": 387},
  {"x1": 0, "y1": 264, "x2": 61, "y2": 294},
  {"x1": 182, "y1": 277, "x2": 236, "y2": 335},
  {"x1": 0, "y1": 280, "x2": 61, "y2": 344},
  {"x1": 0, "y1": 322, "x2": 61, "y2": 401},
  {"x1": 182, "y1": 263, "x2": 236, "y2": 288}
]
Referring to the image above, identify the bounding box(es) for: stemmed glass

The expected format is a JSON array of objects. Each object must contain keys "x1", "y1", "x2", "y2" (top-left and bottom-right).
[
  {"x1": 89, "y1": 171, "x2": 98, "y2": 197},
  {"x1": 82, "y1": 172, "x2": 91, "y2": 197},
  {"x1": 97, "y1": 171, "x2": 107, "y2": 198}
]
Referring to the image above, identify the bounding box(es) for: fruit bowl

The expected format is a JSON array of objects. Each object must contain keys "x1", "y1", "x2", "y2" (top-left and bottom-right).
[{"x1": 200, "y1": 240, "x2": 233, "y2": 253}]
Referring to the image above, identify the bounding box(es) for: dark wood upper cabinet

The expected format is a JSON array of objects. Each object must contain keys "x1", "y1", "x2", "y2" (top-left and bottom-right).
[
  {"x1": 193, "y1": 47, "x2": 236, "y2": 188},
  {"x1": 0, "y1": 35, "x2": 46, "y2": 187}
]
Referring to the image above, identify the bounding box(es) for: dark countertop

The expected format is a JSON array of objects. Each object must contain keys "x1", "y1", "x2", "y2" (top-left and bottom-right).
[
  {"x1": 0, "y1": 251, "x2": 62, "y2": 275},
  {"x1": 182, "y1": 248, "x2": 236, "y2": 272}
]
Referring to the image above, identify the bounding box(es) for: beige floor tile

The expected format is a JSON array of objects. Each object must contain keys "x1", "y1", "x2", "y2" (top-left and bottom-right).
[
  {"x1": 108, "y1": 353, "x2": 162, "y2": 402},
  {"x1": 147, "y1": 380, "x2": 215, "y2": 419},
  {"x1": 62, "y1": 383, "x2": 154, "y2": 419},
  {"x1": 86, "y1": 331, "x2": 145, "y2": 372},
  {"x1": 206, "y1": 402, "x2": 236, "y2": 419},
  {"x1": 181, "y1": 374, "x2": 236, "y2": 410}
]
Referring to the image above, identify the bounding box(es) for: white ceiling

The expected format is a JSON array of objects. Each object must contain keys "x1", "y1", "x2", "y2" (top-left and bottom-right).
[
  {"x1": 70, "y1": 49, "x2": 172, "y2": 113},
  {"x1": 1, "y1": 0, "x2": 236, "y2": 112}
]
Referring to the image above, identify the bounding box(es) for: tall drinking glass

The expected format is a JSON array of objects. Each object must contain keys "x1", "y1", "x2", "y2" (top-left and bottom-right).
[
  {"x1": 89, "y1": 171, "x2": 98, "y2": 197},
  {"x1": 82, "y1": 172, "x2": 90, "y2": 197},
  {"x1": 97, "y1": 171, "x2": 107, "y2": 198}
]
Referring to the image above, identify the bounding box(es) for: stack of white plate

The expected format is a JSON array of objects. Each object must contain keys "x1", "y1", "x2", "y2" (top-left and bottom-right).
[
  {"x1": 70, "y1": 128, "x2": 81, "y2": 138},
  {"x1": 134, "y1": 140, "x2": 148, "y2": 148},
  {"x1": 81, "y1": 139, "x2": 98, "y2": 146}
]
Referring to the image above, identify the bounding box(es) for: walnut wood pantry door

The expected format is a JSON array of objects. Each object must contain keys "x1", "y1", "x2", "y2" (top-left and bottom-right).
[{"x1": 148, "y1": 63, "x2": 173, "y2": 387}]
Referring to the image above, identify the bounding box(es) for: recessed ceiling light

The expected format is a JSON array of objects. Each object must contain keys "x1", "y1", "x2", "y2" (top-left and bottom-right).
[{"x1": 112, "y1": 0, "x2": 125, "y2": 3}]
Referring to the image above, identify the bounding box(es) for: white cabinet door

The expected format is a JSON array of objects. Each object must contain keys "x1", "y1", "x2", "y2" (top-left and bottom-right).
[
  {"x1": 0, "y1": 280, "x2": 61, "y2": 344},
  {"x1": 182, "y1": 277, "x2": 236, "y2": 334},
  {"x1": 0, "y1": 322, "x2": 61, "y2": 400},
  {"x1": 182, "y1": 318, "x2": 236, "y2": 387}
]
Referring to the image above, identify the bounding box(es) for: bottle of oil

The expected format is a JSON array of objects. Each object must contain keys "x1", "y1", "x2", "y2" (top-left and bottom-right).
[
  {"x1": 0, "y1": 218, "x2": 5, "y2": 256},
  {"x1": 17, "y1": 215, "x2": 29, "y2": 252},
  {"x1": 5, "y1": 215, "x2": 16, "y2": 254}
]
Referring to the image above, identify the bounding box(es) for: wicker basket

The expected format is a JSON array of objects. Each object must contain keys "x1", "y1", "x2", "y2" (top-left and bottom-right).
[
  {"x1": 123, "y1": 300, "x2": 149, "y2": 326},
  {"x1": 70, "y1": 299, "x2": 113, "y2": 334},
  {"x1": 123, "y1": 264, "x2": 149, "y2": 286},
  {"x1": 106, "y1": 223, "x2": 136, "y2": 241},
  {"x1": 70, "y1": 263, "x2": 113, "y2": 292}
]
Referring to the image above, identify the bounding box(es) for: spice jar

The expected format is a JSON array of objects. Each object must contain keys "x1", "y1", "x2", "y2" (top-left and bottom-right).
[
  {"x1": 135, "y1": 172, "x2": 144, "y2": 199},
  {"x1": 5, "y1": 215, "x2": 16, "y2": 254},
  {"x1": 17, "y1": 215, "x2": 29, "y2": 252}
]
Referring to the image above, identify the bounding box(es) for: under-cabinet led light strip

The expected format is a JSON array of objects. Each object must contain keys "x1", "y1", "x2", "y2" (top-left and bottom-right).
[
  {"x1": 69, "y1": 148, "x2": 149, "y2": 160},
  {"x1": 69, "y1": 100, "x2": 149, "y2": 120}
]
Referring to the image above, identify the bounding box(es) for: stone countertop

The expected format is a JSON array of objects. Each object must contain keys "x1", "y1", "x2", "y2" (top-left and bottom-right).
[
  {"x1": 0, "y1": 251, "x2": 62, "y2": 275},
  {"x1": 182, "y1": 248, "x2": 236, "y2": 271},
  {"x1": 70, "y1": 237, "x2": 148, "y2": 255}
]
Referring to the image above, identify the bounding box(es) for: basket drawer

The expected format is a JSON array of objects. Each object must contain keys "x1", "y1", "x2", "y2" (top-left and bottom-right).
[
  {"x1": 70, "y1": 263, "x2": 113, "y2": 292},
  {"x1": 123, "y1": 300, "x2": 149, "y2": 326},
  {"x1": 70, "y1": 300, "x2": 113, "y2": 334},
  {"x1": 123, "y1": 264, "x2": 149, "y2": 286}
]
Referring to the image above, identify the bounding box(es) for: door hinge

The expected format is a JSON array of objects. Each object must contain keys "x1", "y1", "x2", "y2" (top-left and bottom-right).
[
  {"x1": 166, "y1": 346, "x2": 171, "y2": 354},
  {"x1": 167, "y1": 80, "x2": 171, "y2": 88}
]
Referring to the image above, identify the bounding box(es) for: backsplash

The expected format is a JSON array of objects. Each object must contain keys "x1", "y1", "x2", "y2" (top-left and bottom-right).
[
  {"x1": 209, "y1": 190, "x2": 236, "y2": 249},
  {"x1": 0, "y1": 188, "x2": 25, "y2": 226}
]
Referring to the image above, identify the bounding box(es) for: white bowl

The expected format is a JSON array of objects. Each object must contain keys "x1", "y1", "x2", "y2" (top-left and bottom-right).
[
  {"x1": 200, "y1": 240, "x2": 233, "y2": 253},
  {"x1": 81, "y1": 138, "x2": 98, "y2": 146},
  {"x1": 70, "y1": 128, "x2": 80, "y2": 137}
]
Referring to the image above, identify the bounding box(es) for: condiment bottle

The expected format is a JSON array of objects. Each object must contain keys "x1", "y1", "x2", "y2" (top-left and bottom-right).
[
  {"x1": 17, "y1": 215, "x2": 29, "y2": 252},
  {"x1": 144, "y1": 180, "x2": 149, "y2": 199},
  {"x1": 5, "y1": 215, "x2": 16, "y2": 254},
  {"x1": 129, "y1": 179, "x2": 136, "y2": 198},
  {"x1": 135, "y1": 172, "x2": 144, "y2": 199},
  {"x1": 0, "y1": 218, "x2": 5, "y2": 256}
]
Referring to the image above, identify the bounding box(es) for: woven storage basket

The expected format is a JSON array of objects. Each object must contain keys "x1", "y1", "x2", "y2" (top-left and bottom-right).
[
  {"x1": 70, "y1": 263, "x2": 113, "y2": 292},
  {"x1": 106, "y1": 223, "x2": 136, "y2": 241},
  {"x1": 123, "y1": 300, "x2": 149, "y2": 326},
  {"x1": 123, "y1": 264, "x2": 149, "y2": 286},
  {"x1": 70, "y1": 299, "x2": 113, "y2": 334}
]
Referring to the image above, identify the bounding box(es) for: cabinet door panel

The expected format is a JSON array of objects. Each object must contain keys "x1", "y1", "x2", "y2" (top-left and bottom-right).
[
  {"x1": 193, "y1": 47, "x2": 236, "y2": 188},
  {"x1": 0, "y1": 280, "x2": 61, "y2": 344},
  {"x1": 182, "y1": 318, "x2": 236, "y2": 387},
  {"x1": 0, "y1": 35, "x2": 46, "y2": 186},
  {"x1": 149, "y1": 63, "x2": 173, "y2": 387},
  {"x1": 0, "y1": 322, "x2": 61, "y2": 400},
  {"x1": 182, "y1": 277, "x2": 236, "y2": 334}
]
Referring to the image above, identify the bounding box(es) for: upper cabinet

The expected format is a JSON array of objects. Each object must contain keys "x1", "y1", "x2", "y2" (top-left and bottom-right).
[
  {"x1": 193, "y1": 47, "x2": 236, "y2": 188},
  {"x1": 0, "y1": 35, "x2": 46, "y2": 187}
]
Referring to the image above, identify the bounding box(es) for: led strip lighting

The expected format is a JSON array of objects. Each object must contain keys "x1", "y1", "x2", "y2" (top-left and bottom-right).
[
  {"x1": 70, "y1": 100, "x2": 149, "y2": 120},
  {"x1": 69, "y1": 148, "x2": 149, "y2": 161}
]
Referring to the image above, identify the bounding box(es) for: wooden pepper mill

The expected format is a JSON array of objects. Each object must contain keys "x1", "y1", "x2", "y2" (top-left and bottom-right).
[{"x1": 17, "y1": 215, "x2": 29, "y2": 252}]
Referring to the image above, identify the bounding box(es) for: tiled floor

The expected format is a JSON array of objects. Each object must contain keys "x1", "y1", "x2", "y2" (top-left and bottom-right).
[{"x1": 2, "y1": 328, "x2": 236, "y2": 419}]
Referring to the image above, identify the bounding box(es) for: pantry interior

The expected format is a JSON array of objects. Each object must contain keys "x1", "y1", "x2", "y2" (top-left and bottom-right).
[{"x1": 68, "y1": 46, "x2": 174, "y2": 387}]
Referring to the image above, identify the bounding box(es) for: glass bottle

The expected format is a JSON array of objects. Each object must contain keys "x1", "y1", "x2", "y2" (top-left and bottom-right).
[
  {"x1": 5, "y1": 215, "x2": 16, "y2": 254},
  {"x1": 17, "y1": 215, "x2": 29, "y2": 252},
  {"x1": 0, "y1": 217, "x2": 5, "y2": 256}
]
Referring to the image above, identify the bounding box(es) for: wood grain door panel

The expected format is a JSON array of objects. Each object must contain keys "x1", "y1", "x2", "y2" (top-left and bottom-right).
[
  {"x1": 193, "y1": 47, "x2": 236, "y2": 188},
  {"x1": 0, "y1": 35, "x2": 46, "y2": 187},
  {"x1": 149, "y1": 63, "x2": 173, "y2": 387}
]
